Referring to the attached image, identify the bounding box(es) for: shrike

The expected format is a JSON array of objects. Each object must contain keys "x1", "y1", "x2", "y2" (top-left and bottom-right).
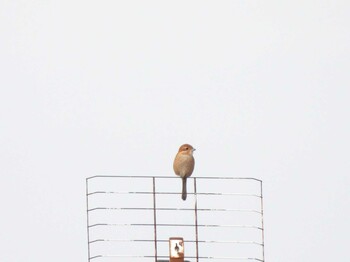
[{"x1": 173, "y1": 144, "x2": 195, "y2": 200}]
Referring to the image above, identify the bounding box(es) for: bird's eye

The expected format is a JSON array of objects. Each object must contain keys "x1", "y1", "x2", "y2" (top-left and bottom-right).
[{"x1": 185, "y1": 147, "x2": 188, "y2": 150}]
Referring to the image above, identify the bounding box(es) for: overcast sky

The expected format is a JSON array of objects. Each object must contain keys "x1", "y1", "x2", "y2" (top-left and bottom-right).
[{"x1": 1, "y1": 1, "x2": 349, "y2": 262}]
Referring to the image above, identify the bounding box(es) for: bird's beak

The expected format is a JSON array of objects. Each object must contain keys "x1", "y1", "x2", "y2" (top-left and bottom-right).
[{"x1": 192, "y1": 148, "x2": 196, "y2": 152}]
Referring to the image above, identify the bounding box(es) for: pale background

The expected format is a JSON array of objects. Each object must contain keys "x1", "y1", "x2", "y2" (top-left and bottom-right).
[{"x1": 0, "y1": 1, "x2": 349, "y2": 261}]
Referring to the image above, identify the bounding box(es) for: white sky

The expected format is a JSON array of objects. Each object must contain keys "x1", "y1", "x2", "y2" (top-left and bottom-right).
[{"x1": 1, "y1": 1, "x2": 349, "y2": 261}]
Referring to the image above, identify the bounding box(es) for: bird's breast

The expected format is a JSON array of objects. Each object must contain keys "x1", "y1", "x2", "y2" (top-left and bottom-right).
[{"x1": 173, "y1": 154, "x2": 195, "y2": 178}]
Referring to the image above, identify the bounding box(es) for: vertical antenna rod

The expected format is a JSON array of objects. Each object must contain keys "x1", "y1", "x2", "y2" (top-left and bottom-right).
[
  {"x1": 260, "y1": 181, "x2": 265, "y2": 262},
  {"x1": 194, "y1": 178, "x2": 199, "y2": 262},
  {"x1": 152, "y1": 177, "x2": 158, "y2": 262},
  {"x1": 86, "y1": 179, "x2": 91, "y2": 262}
]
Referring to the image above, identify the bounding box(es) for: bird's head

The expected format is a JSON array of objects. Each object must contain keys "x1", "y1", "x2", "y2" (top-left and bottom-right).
[{"x1": 178, "y1": 144, "x2": 196, "y2": 155}]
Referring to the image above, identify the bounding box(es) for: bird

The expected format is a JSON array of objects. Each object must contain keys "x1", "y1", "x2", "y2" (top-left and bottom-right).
[{"x1": 173, "y1": 144, "x2": 195, "y2": 200}]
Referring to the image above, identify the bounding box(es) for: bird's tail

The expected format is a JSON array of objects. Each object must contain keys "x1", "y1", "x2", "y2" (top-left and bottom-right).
[{"x1": 182, "y1": 177, "x2": 187, "y2": 201}]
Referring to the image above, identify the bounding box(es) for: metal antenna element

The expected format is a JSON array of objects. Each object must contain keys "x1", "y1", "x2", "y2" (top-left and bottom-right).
[{"x1": 86, "y1": 176, "x2": 265, "y2": 262}]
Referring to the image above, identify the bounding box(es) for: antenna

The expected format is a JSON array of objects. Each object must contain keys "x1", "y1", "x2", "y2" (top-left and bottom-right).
[{"x1": 86, "y1": 175, "x2": 265, "y2": 262}]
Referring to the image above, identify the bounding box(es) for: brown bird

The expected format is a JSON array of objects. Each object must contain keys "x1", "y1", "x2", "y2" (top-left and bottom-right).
[{"x1": 173, "y1": 144, "x2": 195, "y2": 200}]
